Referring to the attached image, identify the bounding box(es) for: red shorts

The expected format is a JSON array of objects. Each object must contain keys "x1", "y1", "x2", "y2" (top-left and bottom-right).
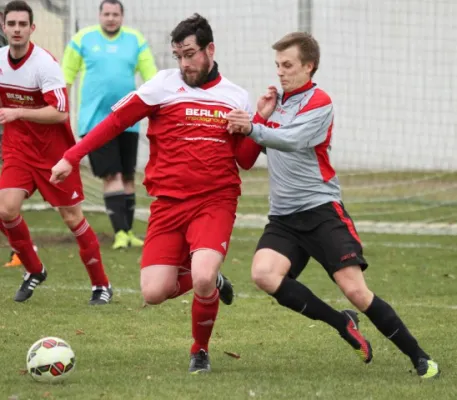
[
  {"x1": 0, "y1": 159, "x2": 84, "y2": 207},
  {"x1": 141, "y1": 190, "x2": 238, "y2": 268}
]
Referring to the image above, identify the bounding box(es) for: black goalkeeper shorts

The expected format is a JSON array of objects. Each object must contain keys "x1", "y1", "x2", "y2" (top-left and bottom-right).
[{"x1": 85, "y1": 131, "x2": 139, "y2": 179}]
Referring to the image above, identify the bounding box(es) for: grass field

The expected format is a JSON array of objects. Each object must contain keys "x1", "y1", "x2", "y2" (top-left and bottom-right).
[
  {"x1": 26, "y1": 167, "x2": 457, "y2": 225},
  {"x1": 1, "y1": 168, "x2": 456, "y2": 399}
]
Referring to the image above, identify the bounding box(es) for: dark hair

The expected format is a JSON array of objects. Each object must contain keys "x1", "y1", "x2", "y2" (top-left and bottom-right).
[
  {"x1": 4, "y1": 0, "x2": 33, "y2": 25},
  {"x1": 272, "y1": 32, "x2": 320, "y2": 77},
  {"x1": 99, "y1": 0, "x2": 124, "y2": 14},
  {"x1": 170, "y1": 13, "x2": 213, "y2": 48}
]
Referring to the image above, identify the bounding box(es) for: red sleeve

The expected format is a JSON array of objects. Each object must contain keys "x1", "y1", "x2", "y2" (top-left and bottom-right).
[
  {"x1": 43, "y1": 88, "x2": 69, "y2": 112},
  {"x1": 64, "y1": 93, "x2": 157, "y2": 166},
  {"x1": 233, "y1": 112, "x2": 267, "y2": 170},
  {"x1": 252, "y1": 112, "x2": 267, "y2": 125},
  {"x1": 234, "y1": 136, "x2": 262, "y2": 170}
]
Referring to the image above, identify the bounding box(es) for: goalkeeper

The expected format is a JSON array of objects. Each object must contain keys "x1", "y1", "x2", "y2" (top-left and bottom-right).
[{"x1": 62, "y1": 0, "x2": 157, "y2": 249}]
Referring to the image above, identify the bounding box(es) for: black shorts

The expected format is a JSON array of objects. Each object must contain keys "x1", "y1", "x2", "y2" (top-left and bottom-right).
[
  {"x1": 256, "y1": 202, "x2": 368, "y2": 279},
  {"x1": 85, "y1": 131, "x2": 139, "y2": 179}
]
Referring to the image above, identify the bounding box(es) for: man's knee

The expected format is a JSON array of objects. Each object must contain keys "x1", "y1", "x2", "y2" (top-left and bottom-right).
[
  {"x1": 141, "y1": 284, "x2": 174, "y2": 305},
  {"x1": 140, "y1": 265, "x2": 178, "y2": 305},
  {"x1": 251, "y1": 261, "x2": 276, "y2": 290},
  {"x1": 0, "y1": 190, "x2": 24, "y2": 220},
  {"x1": 59, "y1": 205, "x2": 84, "y2": 229},
  {"x1": 0, "y1": 203, "x2": 20, "y2": 221},
  {"x1": 334, "y1": 266, "x2": 373, "y2": 310},
  {"x1": 191, "y1": 250, "x2": 222, "y2": 295},
  {"x1": 102, "y1": 173, "x2": 124, "y2": 193},
  {"x1": 122, "y1": 172, "x2": 135, "y2": 183},
  {"x1": 251, "y1": 249, "x2": 291, "y2": 293}
]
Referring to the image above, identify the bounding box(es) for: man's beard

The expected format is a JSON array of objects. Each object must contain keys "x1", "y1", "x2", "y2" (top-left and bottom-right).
[
  {"x1": 181, "y1": 56, "x2": 210, "y2": 87},
  {"x1": 102, "y1": 26, "x2": 120, "y2": 37},
  {"x1": 9, "y1": 41, "x2": 28, "y2": 52}
]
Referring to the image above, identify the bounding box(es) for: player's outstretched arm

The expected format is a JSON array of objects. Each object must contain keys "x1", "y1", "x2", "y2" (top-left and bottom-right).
[{"x1": 64, "y1": 93, "x2": 153, "y2": 168}]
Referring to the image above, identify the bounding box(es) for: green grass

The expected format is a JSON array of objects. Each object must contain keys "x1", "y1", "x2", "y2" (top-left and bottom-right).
[
  {"x1": 23, "y1": 167, "x2": 457, "y2": 225},
  {"x1": 0, "y1": 210, "x2": 456, "y2": 399}
]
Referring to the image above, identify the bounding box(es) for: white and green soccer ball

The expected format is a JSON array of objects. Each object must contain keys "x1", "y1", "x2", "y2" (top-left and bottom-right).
[{"x1": 26, "y1": 337, "x2": 76, "y2": 383}]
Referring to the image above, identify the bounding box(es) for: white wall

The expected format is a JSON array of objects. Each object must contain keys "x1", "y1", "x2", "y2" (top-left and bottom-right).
[{"x1": 313, "y1": 0, "x2": 457, "y2": 170}]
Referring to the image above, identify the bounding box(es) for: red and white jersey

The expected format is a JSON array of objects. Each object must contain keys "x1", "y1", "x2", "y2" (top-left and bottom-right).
[
  {"x1": 111, "y1": 68, "x2": 253, "y2": 199},
  {"x1": 0, "y1": 42, "x2": 74, "y2": 169}
]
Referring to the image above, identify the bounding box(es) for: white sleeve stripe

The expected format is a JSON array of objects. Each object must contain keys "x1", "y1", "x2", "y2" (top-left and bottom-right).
[
  {"x1": 112, "y1": 92, "x2": 136, "y2": 111},
  {"x1": 59, "y1": 88, "x2": 66, "y2": 111},
  {"x1": 54, "y1": 88, "x2": 66, "y2": 112}
]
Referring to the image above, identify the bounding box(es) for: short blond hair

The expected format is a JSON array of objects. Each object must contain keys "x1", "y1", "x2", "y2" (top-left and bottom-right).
[{"x1": 272, "y1": 32, "x2": 320, "y2": 77}]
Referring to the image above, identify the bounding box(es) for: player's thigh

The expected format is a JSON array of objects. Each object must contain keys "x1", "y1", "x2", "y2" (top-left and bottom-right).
[
  {"x1": 186, "y1": 196, "x2": 237, "y2": 259},
  {"x1": 33, "y1": 167, "x2": 85, "y2": 208},
  {"x1": 0, "y1": 162, "x2": 34, "y2": 218},
  {"x1": 141, "y1": 226, "x2": 189, "y2": 269},
  {"x1": 304, "y1": 202, "x2": 368, "y2": 279},
  {"x1": 86, "y1": 136, "x2": 123, "y2": 178},
  {"x1": 118, "y1": 131, "x2": 139, "y2": 179},
  {"x1": 254, "y1": 219, "x2": 309, "y2": 280}
]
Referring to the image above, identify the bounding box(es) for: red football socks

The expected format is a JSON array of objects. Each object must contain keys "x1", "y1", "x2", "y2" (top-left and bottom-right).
[
  {"x1": 72, "y1": 219, "x2": 109, "y2": 287},
  {"x1": 191, "y1": 289, "x2": 220, "y2": 354},
  {"x1": 2, "y1": 216, "x2": 42, "y2": 274}
]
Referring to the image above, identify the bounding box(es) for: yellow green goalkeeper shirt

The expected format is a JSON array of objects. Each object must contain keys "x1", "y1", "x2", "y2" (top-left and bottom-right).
[{"x1": 62, "y1": 25, "x2": 157, "y2": 136}]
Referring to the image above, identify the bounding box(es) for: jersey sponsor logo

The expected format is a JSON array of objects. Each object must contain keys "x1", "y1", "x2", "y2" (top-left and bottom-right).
[
  {"x1": 185, "y1": 108, "x2": 227, "y2": 118},
  {"x1": 6, "y1": 92, "x2": 35, "y2": 106},
  {"x1": 185, "y1": 108, "x2": 227, "y2": 125},
  {"x1": 176, "y1": 86, "x2": 187, "y2": 93},
  {"x1": 6, "y1": 92, "x2": 34, "y2": 103}
]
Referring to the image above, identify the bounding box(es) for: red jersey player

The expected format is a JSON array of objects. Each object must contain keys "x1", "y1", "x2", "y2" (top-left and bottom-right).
[
  {"x1": 51, "y1": 13, "x2": 262, "y2": 372},
  {"x1": 0, "y1": 0, "x2": 112, "y2": 305}
]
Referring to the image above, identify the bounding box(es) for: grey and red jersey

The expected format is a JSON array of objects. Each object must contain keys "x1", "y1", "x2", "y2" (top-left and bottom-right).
[{"x1": 249, "y1": 82, "x2": 342, "y2": 215}]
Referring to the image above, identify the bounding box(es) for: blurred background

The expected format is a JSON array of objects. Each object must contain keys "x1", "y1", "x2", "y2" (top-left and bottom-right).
[{"x1": 4, "y1": 0, "x2": 457, "y2": 233}]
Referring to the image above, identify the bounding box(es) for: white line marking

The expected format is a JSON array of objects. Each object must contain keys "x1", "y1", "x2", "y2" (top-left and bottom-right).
[{"x1": 0, "y1": 284, "x2": 455, "y2": 311}]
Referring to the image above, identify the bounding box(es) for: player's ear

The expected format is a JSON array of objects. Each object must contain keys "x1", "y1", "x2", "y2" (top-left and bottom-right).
[
  {"x1": 303, "y1": 61, "x2": 314, "y2": 74},
  {"x1": 30, "y1": 23, "x2": 36, "y2": 33},
  {"x1": 206, "y1": 42, "x2": 215, "y2": 57}
]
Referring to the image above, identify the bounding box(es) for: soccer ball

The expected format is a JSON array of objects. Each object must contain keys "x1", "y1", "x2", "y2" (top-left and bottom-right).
[{"x1": 26, "y1": 337, "x2": 76, "y2": 383}]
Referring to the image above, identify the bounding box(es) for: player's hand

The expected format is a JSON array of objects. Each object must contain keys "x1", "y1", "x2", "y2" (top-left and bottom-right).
[
  {"x1": 226, "y1": 110, "x2": 252, "y2": 135},
  {"x1": 0, "y1": 107, "x2": 22, "y2": 124},
  {"x1": 256, "y1": 86, "x2": 278, "y2": 120},
  {"x1": 50, "y1": 158, "x2": 73, "y2": 184}
]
